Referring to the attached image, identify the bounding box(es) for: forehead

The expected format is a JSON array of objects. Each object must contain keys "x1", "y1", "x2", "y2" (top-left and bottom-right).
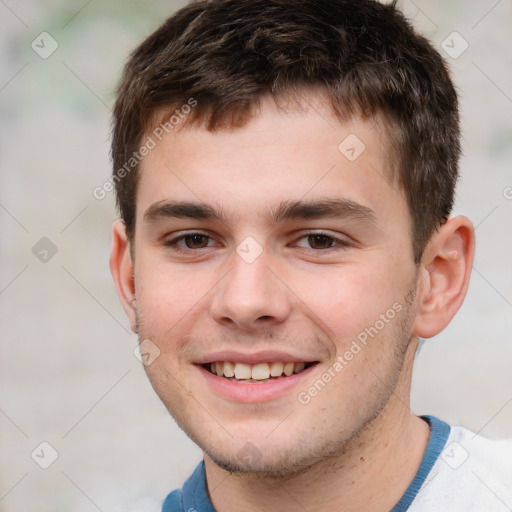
[{"x1": 136, "y1": 94, "x2": 405, "y2": 228}]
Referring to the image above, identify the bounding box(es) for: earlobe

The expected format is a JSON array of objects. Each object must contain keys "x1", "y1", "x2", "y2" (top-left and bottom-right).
[
  {"x1": 110, "y1": 220, "x2": 137, "y2": 331},
  {"x1": 413, "y1": 216, "x2": 475, "y2": 338}
]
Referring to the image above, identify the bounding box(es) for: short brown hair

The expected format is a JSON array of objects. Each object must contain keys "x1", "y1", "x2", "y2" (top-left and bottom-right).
[{"x1": 111, "y1": 0, "x2": 460, "y2": 263}]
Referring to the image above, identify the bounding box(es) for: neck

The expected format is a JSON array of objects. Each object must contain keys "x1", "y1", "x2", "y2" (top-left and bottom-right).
[{"x1": 204, "y1": 343, "x2": 429, "y2": 512}]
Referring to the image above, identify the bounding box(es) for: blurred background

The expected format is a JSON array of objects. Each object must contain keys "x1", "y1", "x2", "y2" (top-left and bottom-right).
[{"x1": 0, "y1": 1, "x2": 511, "y2": 510}]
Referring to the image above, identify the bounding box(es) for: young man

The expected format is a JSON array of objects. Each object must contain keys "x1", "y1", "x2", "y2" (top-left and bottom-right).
[{"x1": 109, "y1": 0, "x2": 511, "y2": 510}]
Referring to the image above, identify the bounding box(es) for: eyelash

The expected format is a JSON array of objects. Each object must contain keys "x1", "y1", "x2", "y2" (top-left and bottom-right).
[{"x1": 164, "y1": 231, "x2": 351, "y2": 254}]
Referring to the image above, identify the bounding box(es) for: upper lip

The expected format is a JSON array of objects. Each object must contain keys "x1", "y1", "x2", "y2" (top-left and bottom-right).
[{"x1": 194, "y1": 350, "x2": 319, "y2": 365}]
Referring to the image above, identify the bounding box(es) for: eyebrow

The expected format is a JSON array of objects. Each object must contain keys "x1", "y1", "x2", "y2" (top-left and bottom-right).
[
  {"x1": 268, "y1": 198, "x2": 376, "y2": 225},
  {"x1": 144, "y1": 200, "x2": 231, "y2": 224},
  {"x1": 143, "y1": 198, "x2": 376, "y2": 226}
]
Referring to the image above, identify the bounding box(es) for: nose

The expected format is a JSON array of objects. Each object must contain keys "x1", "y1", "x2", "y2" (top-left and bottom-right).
[{"x1": 210, "y1": 248, "x2": 292, "y2": 331}]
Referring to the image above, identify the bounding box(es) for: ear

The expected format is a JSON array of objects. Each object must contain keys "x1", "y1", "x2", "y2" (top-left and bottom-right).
[
  {"x1": 110, "y1": 220, "x2": 137, "y2": 332},
  {"x1": 413, "y1": 216, "x2": 475, "y2": 338}
]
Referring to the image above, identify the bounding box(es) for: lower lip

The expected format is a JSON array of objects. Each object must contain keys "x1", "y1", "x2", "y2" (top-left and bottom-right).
[{"x1": 197, "y1": 364, "x2": 317, "y2": 403}]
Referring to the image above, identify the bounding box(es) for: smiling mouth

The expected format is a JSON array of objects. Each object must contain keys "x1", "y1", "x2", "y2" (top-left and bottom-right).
[{"x1": 203, "y1": 361, "x2": 317, "y2": 382}]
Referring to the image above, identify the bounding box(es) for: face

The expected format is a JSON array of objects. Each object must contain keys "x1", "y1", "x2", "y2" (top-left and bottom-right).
[{"x1": 124, "y1": 95, "x2": 421, "y2": 475}]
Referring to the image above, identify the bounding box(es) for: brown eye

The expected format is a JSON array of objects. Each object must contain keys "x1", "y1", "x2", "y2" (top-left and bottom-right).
[
  {"x1": 293, "y1": 232, "x2": 351, "y2": 253},
  {"x1": 183, "y1": 234, "x2": 210, "y2": 249},
  {"x1": 164, "y1": 232, "x2": 215, "y2": 252},
  {"x1": 307, "y1": 234, "x2": 335, "y2": 249}
]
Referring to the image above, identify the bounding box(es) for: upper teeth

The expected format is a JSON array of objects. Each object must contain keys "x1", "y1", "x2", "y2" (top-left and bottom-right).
[{"x1": 210, "y1": 361, "x2": 307, "y2": 380}]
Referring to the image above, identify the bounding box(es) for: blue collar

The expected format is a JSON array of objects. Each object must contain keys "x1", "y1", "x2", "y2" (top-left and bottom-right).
[
  {"x1": 391, "y1": 415, "x2": 450, "y2": 511},
  {"x1": 163, "y1": 415, "x2": 450, "y2": 512}
]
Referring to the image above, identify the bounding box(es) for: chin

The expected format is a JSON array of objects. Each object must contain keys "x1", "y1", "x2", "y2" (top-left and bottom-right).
[
  {"x1": 195, "y1": 420, "x2": 357, "y2": 479},
  {"x1": 204, "y1": 444, "x2": 318, "y2": 478}
]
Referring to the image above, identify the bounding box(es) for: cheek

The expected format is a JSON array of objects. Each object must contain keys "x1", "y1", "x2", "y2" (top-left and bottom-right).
[
  {"x1": 289, "y1": 261, "x2": 402, "y2": 343},
  {"x1": 135, "y1": 259, "x2": 212, "y2": 334}
]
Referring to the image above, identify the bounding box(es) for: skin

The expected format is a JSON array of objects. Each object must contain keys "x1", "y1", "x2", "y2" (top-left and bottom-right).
[{"x1": 111, "y1": 93, "x2": 475, "y2": 511}]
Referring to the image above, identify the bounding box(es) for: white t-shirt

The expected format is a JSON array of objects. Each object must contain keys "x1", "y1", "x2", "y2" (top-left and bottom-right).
[{"x1": 405, "y1": 418, "x2": 512, "y2": 511}]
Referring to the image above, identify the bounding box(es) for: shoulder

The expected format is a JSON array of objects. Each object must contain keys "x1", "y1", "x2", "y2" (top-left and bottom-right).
[
  {"x1": 446, "y1": 424, "x2": 512, "y2": 480},
  {"x1": 161, "y1": 489, "x2": 184, "y2": 512},
  {"x1": 161, "y1": 461, "x2": 214, "y2": 512},
  {"x1": 412, "y1": 424, "x2": 512, "y2": 511}
]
